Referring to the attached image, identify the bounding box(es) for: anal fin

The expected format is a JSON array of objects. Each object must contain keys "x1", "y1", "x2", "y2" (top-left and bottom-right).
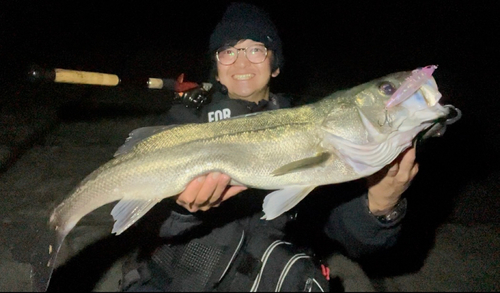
[{"x1": 110, "y1": 198, "x2": 160, "y2": 235}]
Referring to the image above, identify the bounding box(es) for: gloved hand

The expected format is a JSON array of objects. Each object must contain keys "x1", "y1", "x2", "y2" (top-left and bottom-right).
[{"x1": 174, "y1": 73, "x2": 212, "y2": 109}]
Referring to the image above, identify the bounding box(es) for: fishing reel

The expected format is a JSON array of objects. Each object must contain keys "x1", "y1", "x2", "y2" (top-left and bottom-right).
[
  {"x1": 172, "y1": 73, "x2": 213, "y2": 109},
  {"x1": 174, "y1": 86, "x2": 212, "y2": 109}
]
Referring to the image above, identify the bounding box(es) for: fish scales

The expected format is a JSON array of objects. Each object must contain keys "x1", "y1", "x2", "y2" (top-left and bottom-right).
[{"x1": 135, "y1": 101, "x2": 324, "y2": 153}]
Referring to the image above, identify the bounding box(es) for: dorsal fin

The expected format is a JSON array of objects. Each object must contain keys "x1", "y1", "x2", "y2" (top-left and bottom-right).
[{"x1": 114, "y1": 125, "x2": 178, "y2": 157}]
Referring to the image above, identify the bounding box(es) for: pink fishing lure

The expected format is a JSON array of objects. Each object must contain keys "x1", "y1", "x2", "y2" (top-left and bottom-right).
[{"x1": 385, "y1": 65, "x2": 437, "y2": 108}]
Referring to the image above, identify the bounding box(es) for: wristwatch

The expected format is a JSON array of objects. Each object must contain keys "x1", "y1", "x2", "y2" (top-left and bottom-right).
[{"x1": 368, "y1": 197, "x2": 407, "y2": 224}]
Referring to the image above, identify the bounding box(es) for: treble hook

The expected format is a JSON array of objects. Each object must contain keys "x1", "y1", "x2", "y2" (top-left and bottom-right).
[{"x1": 378, "y1": 109, "x2": 393, "y2": 127}]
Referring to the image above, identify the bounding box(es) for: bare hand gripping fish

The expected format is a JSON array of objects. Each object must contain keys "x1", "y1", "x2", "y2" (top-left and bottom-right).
[{"x1": 30, "y1": 66, "x2": 461, "y2": 291}]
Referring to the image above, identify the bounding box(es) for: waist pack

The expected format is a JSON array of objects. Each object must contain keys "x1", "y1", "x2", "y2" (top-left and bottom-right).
[
  {"x1": 122, "y1": 216, "x2": 330, "y2": 292},
  {"x1": 217, "y1": 234, "x2": 329, "y2": 292}
]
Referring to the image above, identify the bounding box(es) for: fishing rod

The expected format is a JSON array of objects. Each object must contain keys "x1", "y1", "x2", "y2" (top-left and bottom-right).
[{"x1": 27, "y1": 64, "x2": 213, "y2": 108}]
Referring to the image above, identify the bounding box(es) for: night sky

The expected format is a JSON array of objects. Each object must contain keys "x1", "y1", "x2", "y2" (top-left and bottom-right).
[
  {"x1": 1, "y1": 2, "x2": 494, "y2": 89},
  {"x1": 0, "y1": 2, "x2": 497, "y2": 179}
]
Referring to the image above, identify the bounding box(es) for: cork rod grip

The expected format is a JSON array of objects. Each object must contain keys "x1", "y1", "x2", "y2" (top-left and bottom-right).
[{"x1": 54, "y1": 68, "x2": 120, "y2": 86}]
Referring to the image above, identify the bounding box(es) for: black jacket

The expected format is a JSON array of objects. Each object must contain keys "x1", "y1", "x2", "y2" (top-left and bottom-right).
[{"x1": 123, "y1": 91, "x2": 405, "y2": 292}]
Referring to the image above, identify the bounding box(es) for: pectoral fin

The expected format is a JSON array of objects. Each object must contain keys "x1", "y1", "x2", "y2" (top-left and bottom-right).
[
  {"x1": 261, "y1": 185, "x2": 317, "y2": 220},
  {"x1": 271, "y1": 152, "x2": 331, "y2": 176}
]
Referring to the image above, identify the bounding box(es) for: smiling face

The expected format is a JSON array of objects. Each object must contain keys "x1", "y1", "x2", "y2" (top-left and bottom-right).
[{"x1": 216, "y1": 39, "x2": 280, "y2": 103}]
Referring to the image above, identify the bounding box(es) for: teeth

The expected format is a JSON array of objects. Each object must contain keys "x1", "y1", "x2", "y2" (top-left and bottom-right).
[{"x1": 233, "y1": 74, "x2": 254, "y2": 80}]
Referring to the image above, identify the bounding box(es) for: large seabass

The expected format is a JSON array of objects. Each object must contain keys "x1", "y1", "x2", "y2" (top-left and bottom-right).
[{"x1": 34, "y1": 66, "x2": 461, "y2": 291}]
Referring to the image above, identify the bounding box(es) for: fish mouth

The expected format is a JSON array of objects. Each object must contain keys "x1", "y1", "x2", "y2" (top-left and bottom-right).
[
  {"x1": 419, "y1": 78, "x2": 442, "y2": 107},
  {"x1": 397, "y1": 77, "x2": 443, "y2": 112}
]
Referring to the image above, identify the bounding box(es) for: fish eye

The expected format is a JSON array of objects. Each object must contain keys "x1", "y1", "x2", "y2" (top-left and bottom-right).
[{"x1": 378, "y1": 82, "x2": 396, "y2": 96}]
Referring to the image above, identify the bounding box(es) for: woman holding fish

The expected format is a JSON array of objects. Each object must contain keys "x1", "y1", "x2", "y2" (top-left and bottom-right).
[{"x1": 120, "y1": 2, "x2": 418, "y2": 292}]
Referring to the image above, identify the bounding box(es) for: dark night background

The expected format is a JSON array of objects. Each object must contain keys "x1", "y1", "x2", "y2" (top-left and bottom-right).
[
  {"x1": 0, "y1": 1, "x2": 495, "y2": 92},
  {"x1": 0, "y1": 1, "x2": 496, "y2": 121},
  {"x1": 0, "y1": 1, "x2": 499, "y2": 291}
]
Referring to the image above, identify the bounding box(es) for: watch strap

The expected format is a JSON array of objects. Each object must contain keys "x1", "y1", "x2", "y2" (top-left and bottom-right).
[{"x1": 368, "y1": 198, "x2": 408, "y2": 224}]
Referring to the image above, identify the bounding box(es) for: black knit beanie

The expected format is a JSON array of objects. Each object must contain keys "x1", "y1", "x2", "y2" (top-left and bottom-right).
[{"x1": 209, "y1": 2, "x2": 284, "y2": 72}]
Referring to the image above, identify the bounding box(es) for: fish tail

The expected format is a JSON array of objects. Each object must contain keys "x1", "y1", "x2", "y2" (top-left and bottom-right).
[{"x1": 30, "y1": 223, "x2": 65, "y2": 292}]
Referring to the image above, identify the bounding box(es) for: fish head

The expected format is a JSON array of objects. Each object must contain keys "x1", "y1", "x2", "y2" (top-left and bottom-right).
[
  {"x1": 321, "y1": 67, "x2": 459, "y2": 175},
  {"x1": 352, "y1": 69, "x2": 449, "y2": 138}
]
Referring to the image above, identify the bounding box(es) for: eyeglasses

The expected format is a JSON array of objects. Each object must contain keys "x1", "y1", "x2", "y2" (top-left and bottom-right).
[{"x1": 216, "y1": 45, "x2": 268, "y2": 65}]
